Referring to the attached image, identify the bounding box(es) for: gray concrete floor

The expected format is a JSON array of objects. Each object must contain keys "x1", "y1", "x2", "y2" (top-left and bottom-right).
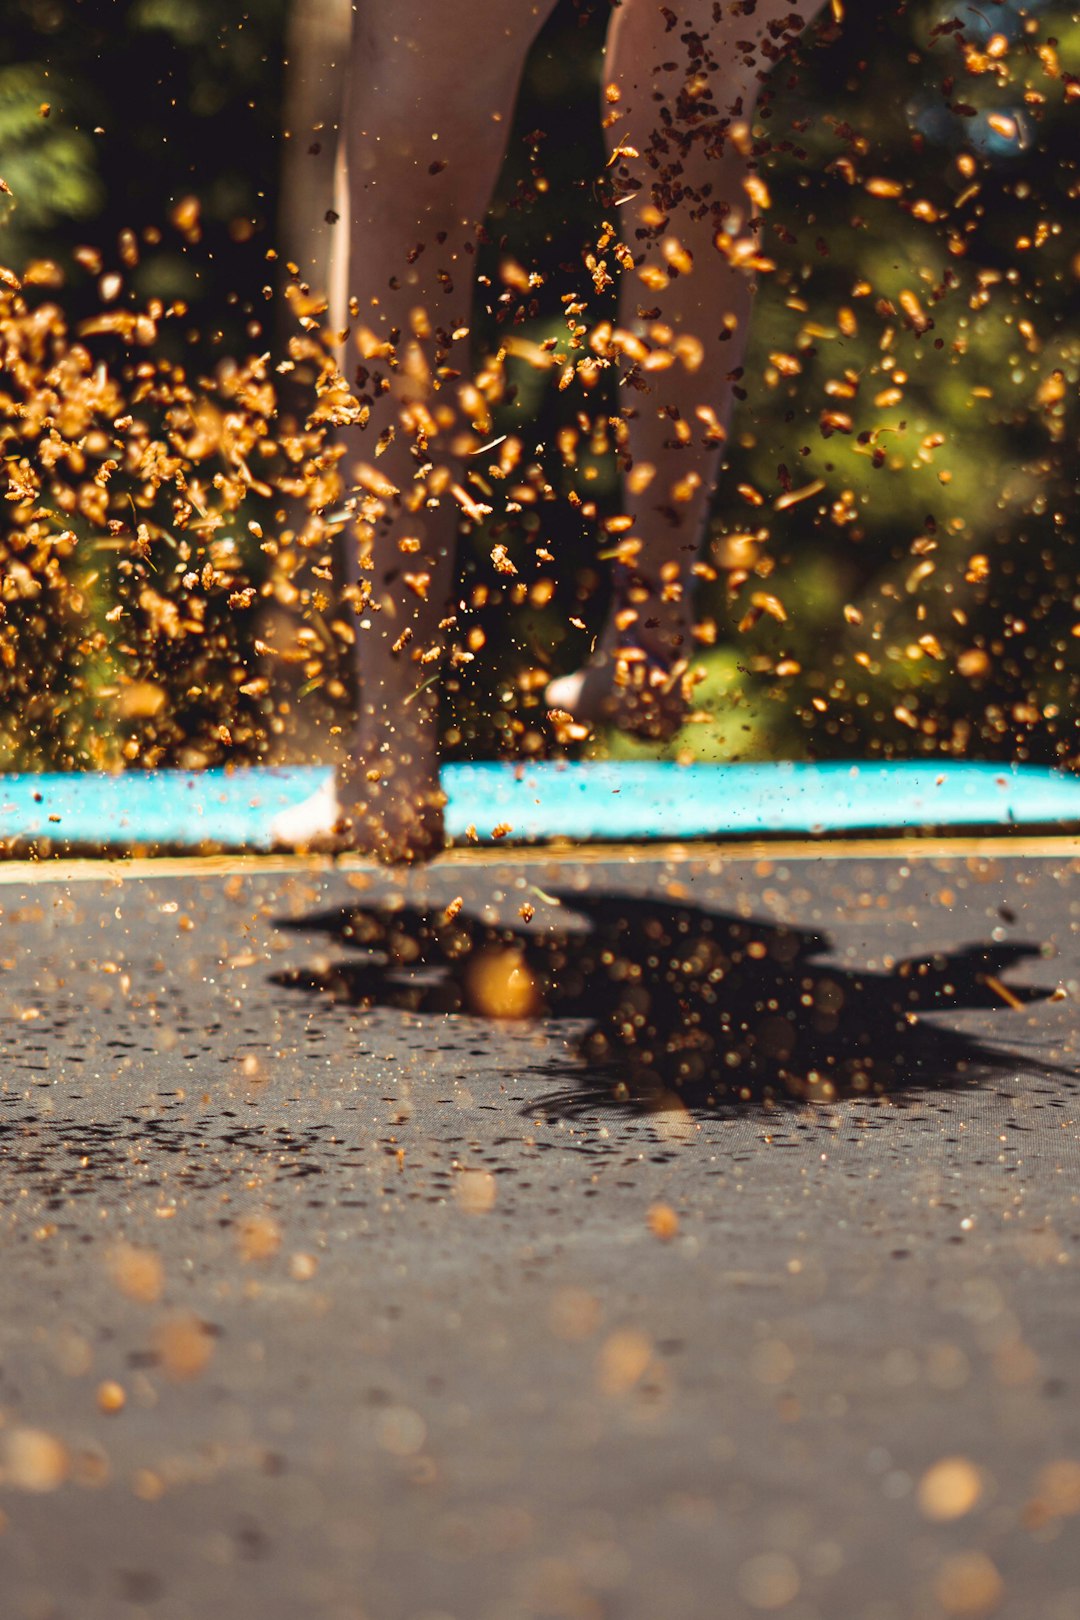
[{"x1": 2, "y1": 844, "x2": 1080, "y2": 1620}]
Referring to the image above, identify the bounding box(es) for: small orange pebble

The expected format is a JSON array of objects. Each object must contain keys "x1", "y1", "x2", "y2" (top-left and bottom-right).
[
  {"x1": 957, "y1": 648, "x2": 990, "y2": 678},
  {"x1": 237, "y1": 1213, "x2": 282, "y2": 1263},
  {"x1": 918, "y1": 1456, "x2": 984, "y2": 1521},
  {"x1": 464, "y1": 946, "x2": 540, "y2": 1021},
  {"x1": 154, "y1": 1314, "x2": 215, "y2": 1382},
  {"x1": 0, "y1": 1428, "x2": 70, "y2": 1493},
  {"x1": 933, "y1": 1551, "x2": 1002, "y2": 1616},
  {"x1": 96, "y1": 1380, "x2": 126, "y2": 1415},
  {"x1": 647, "y1": 1203, "x2": 679, "y2": 1241},
  {"x1": 107, "y1": 1242, "x2": 164, "y2": 1305}
]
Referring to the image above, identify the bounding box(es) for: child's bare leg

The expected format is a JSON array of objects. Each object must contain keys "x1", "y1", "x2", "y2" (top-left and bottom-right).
[
  {"x1": 549, "y1": 0, "x2": 826, "y2": 739},
  {"x1": 332, "y1": 0, "x2": 555, "y2": 860}
]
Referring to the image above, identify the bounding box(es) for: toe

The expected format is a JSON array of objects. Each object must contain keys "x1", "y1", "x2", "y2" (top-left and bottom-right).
[{"x1": 545, "y1": 669, "x2": 594, "y2": 718}]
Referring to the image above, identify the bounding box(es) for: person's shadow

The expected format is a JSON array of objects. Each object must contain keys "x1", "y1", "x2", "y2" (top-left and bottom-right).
[{"x1": 272, "y1": 891, "x2": 1063, "y2": 1118}]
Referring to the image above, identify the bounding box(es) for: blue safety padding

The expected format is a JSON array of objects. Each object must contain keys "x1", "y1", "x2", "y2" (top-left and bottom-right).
[{"x1": 2, "y1": 761, "x2": 1080, "y2": 851}]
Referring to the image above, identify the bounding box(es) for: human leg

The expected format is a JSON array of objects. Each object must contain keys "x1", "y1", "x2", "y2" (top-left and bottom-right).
[
  {"x1": 548, "y1": 0, "x2": 827, "y2": 739},
  {"x1": 331, "y1": 0, "x2": 556, "y2": 859}
]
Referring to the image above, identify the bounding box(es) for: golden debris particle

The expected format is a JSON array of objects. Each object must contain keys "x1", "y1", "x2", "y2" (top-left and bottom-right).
[
  {"x1": 737, "y1": 1552, "x2": 801, "y2": 1611},
  {"x1": 918, "y1": 1457, "x2": 985, "y2": 1522},
  {"x1": 548, "y1": 708, "x2": 592, "y2": 743},
  {"x1": 170, "y1": 194, "x2": 201, "y2": 238},
  {"x1": 96, "y1": 1380, "x2": 127, "y2": 1415},
  {"x1": 289, "y1": 1252, "x2": 319, "y2": 1283},
  {"x1": 107, "y1": 1242, "x2": 164, "y2": 1304},
  {"x1": 463, "y1": 946, "x2": 540, "y2": 1020},
  {"x1": 774, "y1": 479, "x2": 825, "y2": 511},
  {"x1": 154, "y1": 1314, "x2": 215, "y2": 1382},
  {"x1": 491, "y1": 822, "x2": 513, "y2": 840},
  {"x1": 116, "y1": 682, "x2": 167, "y2": 720},
  {"x1": 0, "y1": 1428, "x2": 70, "y2": 1493},
  {"x1": 661, "y1": 236, "x2": 693, "y2": 275},
  {"x1": 627, "y1": 462, "x2": 656, "y2": 494},
  {"x1": 596, "y1": 1328, "x2": 652, "y2": 1396},
  {"x1": 981, "y1": 975, "x2": 1023, "y2": 1011},
  {"x1": 752, "y1": 591, "x2": 787, "y2": 623},
  {"x1": 744, "y1": 174, "x2": 771, "y2": 212},
  {"x1": 518, "y1": 902, "x2": 535, "y2": 924},
  {"x1": 499, "y1": 257, "x2": 532, "y2": 291},
  {"x1": 933, "y1": 1552, "x2": 1003, "y2": 1616},
  {"x1": 442, "y1": 895, "x2": 464, "y2": 924},
  {"x1": 455, "y1": 1168, "x2": 498, "y2": 1216},
  {"x1": 957, "y1": 649, "x2": 990, "y2": 679},
  {"x1": 237, "y1": 1213, "x2": 282, "y2": 1263},
  {"x1": 647, "y1": 1202, "x2": 679, "y2": 1241}
]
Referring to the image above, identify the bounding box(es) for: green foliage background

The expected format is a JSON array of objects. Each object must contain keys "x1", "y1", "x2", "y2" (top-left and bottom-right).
[
  {"x1": 0, "y1": 0, "x2": 285, "y2": 339},
  {"x1": 1, "y1": 0, "x2": 1078, "y2": 770}
]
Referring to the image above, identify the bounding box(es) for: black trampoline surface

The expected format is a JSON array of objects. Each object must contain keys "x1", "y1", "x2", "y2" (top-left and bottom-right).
[{"x1": 2, "y1": 842, "x2": 1080, "y2": 1620}]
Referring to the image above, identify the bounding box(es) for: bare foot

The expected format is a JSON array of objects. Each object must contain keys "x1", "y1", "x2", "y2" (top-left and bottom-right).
[
  {"x1": 335, "y1": 737, "x2": 446, "y2": 865},
  {"x1": 546, "y1": 654, "x2": 690, "y2": 743},
  {"x1": 545, "y1": 581, "x2": 695, "y2": 744},
  {"x1": 271, "y1": 734, "x2": 445, "y2": 864}
]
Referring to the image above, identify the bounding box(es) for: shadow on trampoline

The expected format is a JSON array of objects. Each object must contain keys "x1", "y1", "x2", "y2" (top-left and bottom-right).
[{"x1": 274, "y1": 893, "x2": 1065, "y2": 1118}]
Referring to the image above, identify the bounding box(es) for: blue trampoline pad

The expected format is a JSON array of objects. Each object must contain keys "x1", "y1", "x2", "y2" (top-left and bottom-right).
[{"x1": 2, "y1": 760, "x2": 1080, "y2": 852}]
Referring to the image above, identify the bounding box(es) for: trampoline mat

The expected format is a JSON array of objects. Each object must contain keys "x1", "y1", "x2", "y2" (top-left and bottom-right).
[{"x1": 2, "y1": 844, "x2": 1080, "y2": 1620}]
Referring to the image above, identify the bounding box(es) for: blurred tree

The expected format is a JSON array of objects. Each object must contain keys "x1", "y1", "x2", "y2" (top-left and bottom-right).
[
  {"x1": 0, "y1": 59, "x2": 101, "y2": 236},
  {"x1": 0, "y1": 0, "x2": 286, "y2": 348}
]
